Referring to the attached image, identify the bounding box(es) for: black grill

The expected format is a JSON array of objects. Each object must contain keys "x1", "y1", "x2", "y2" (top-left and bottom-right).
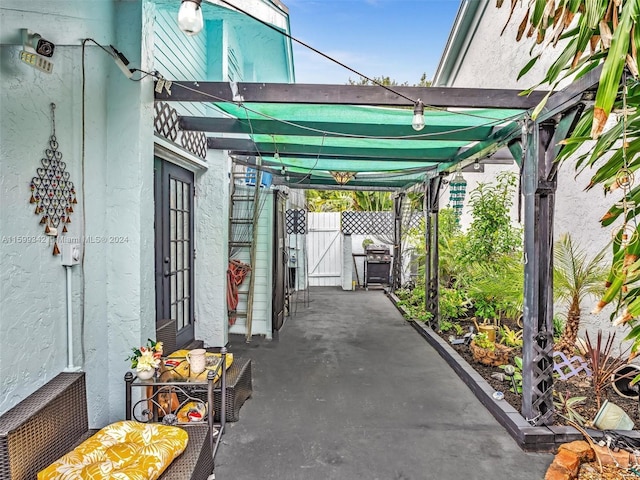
[{"x1": 365, "y1": 245, "x2": 391, "y2": 288}]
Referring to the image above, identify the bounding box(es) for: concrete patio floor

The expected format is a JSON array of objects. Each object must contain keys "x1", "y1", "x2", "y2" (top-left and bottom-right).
[{"x1": 215, "y1": 287, "x2": 552, "y2": 480}]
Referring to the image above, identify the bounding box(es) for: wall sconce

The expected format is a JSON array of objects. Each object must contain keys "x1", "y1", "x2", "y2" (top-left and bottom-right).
[
  {"x1": 412, "y1": 99, "x2": 425, "y2": 131},
  {"x1": 178, "y1": 0, "x2": 204, "y2": 36},
  {"x1": 330, "y1": 171, "x2": 356, "y2": 185},
  {"x1": 20, "y1": 29, "x2": 55, "y2": 73}
]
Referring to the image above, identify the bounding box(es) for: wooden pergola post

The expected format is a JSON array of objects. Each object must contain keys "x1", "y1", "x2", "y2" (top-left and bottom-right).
[
  {"x1": 521, "y1": 103, "x2": 586, "y2": 425},
  {"x1": 425, "y1": 174, "x2": 443, "y2": 326},
  {"x1": 392, "y1": 193, "x2": 405, "y2": 292},
  {"x1": 521, "y1": 117, "x2": 557, "y2": 425}
]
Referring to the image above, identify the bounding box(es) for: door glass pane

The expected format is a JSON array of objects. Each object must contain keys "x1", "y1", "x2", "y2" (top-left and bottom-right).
[
  {"x1": 177, "y1": 299, "x2": 184, "y2": 330},
  {"x1": 171, "y1": 274, "x2": 177, "y2": 319},
  {"x1": 170, "y1": 210, "x2": 176, "y2": 241},
  {"x1": 176, "y1": 181, "x2": 183, "y2": 210},
  {"x1": 176, "y1": 240, "x2": 182, "y2": 271}
]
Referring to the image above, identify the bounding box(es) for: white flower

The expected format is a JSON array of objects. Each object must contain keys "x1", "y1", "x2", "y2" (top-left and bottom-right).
[{"x1": 136, "y1": 350, "x2": 161, "y2": 371}]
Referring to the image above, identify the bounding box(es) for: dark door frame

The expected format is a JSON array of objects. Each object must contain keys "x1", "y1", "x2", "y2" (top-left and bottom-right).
[
  {"x1": 272, "y1": 191, "x2": 287, "y2": 331},
  {"x1": 154, "y1": 158, "x2": 195, "y2": 349}
]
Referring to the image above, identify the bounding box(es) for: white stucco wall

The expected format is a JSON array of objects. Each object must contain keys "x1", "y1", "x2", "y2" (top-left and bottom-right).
[
  {"x1": 193, "y1": 149, "x2": 230, "y2": 347},
  {"x1": 435, "y1": 0, "x2": 624, "y2": 349},
  {"x1": 0, "y1": 0, "x2": 293, "y2": 420},
  {"x1": 0, "y1": 41, "x2": 98, "y2": 414},
  {"x1": 437, "y1": 1, "x2": 612, "y2": 252},
  {"x1": 0, "y1": 1, "x2": 157, "y2": 424}
]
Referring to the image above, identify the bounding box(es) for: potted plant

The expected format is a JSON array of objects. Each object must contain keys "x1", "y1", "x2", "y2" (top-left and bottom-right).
[
  {"x1": 127, "y1": 339, "x2": 163, "y2": 380},
  {"x1": 470, "y1": 332, "x2": 511, "y2": 367}
]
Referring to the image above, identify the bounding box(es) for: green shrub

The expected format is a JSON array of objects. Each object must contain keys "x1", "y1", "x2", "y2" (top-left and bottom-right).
[
  {"x1": 473, "y1": 332, "x2": 495, "y2": 350},
  {"x1": 440, "y1": 287, "x2": 468, "y2": 321}
]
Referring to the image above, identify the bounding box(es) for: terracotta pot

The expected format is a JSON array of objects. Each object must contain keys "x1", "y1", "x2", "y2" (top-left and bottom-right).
[{"x1": 470, "y1": 340, "x2": 512, "y2": 367}]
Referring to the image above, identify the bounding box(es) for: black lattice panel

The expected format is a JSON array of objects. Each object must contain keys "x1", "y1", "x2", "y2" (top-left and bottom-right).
[
  {"x1": 286, "y1": 209, "x2": 307, "y2": 234},
  {"x1": 341, "y1": 211, "x2": 394, "y2": 235},
  {"x1": 530, "y1": 333, "x2": 555, "y2": 426},
  {"x1": 180, "y1": 130, "x2": 207, "y2": 159},
  {"x1": 154, "y1": 102, "x2": 179, "y2": 141}
]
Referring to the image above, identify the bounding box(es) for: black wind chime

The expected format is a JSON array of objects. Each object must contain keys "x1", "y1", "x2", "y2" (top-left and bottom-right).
[{"x1": 29, "y1": 103, "x2": 77, "y2": 255}]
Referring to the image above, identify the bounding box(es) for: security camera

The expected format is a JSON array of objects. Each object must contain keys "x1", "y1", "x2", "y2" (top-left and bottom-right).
[
  {"x1": 34, "y1": 37, "x2": 55, "y2": 58},
  {"x1": 21, "y1": 29, "x2": 55, "y2": 58}
]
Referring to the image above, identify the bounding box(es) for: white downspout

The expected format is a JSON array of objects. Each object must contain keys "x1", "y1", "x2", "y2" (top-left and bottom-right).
[{"x1": 62, "y1": 243, "x2": 82, "y2": 372}]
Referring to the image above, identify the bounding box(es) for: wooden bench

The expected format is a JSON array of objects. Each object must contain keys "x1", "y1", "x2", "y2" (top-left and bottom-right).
[{"x1": 0, "y1": 372, "x2": 214, "y2": 480}]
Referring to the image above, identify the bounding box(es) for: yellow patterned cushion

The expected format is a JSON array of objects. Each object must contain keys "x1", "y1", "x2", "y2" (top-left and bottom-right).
[{"x1": 37, "y1": 420, "x2": 188, "y2": 480}]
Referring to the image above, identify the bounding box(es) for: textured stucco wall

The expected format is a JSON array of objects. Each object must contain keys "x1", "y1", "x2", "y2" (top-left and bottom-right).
[
  {"x1": 438, "y1": 0, "x2": 624, "y2": 349},
  {"x1": 0, "y1": 2, "x2": 115, "y2": 418},
  {"x1": 0, "y1": 0, "x2": 292, "y2": 419},
  {"x1": 194, "y1": 150, "x2": 229, "y2": 347},
  {"x1": 0, "y1": 1, "x2": 157, "y2": 423},
  {"x1": 101, "y1": 1, "x2": 156, "y2": 423}
]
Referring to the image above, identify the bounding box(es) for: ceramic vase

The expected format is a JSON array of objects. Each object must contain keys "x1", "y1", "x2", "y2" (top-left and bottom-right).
[{"x1": 136, "y1": 368, "x2": 155, "y2": 380}]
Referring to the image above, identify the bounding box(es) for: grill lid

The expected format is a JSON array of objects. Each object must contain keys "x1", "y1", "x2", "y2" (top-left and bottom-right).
[{"x1": 365, "y1": 244, "x2": 390, "y2": 254}]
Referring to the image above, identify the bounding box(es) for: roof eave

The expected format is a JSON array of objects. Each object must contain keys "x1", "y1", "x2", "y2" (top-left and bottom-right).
[{"x1": 432, "y1": 0, "x2": 489, "y2": 87}]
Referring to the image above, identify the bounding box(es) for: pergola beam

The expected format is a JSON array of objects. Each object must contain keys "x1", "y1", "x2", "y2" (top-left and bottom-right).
[
  {"x1": 538, "y1": 64, "x2": 601, "y2": 121},
  {"x1": 183, "y1": 116, "x2": 500, "y2": 142},
  {"x1": 157, "y1": 81, "x2": 549, "y2": 109},
  {"x1": 208, "y1": 137, "x2": 459, "y2": 160}
]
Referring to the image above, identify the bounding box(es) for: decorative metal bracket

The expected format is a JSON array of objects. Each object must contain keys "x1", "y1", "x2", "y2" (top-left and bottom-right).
[{"x1": 132, "y1": 384, "x2": 208, "y2": 425}]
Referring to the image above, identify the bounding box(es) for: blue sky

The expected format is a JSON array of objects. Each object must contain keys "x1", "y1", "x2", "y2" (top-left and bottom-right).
[{"x1": 286, "y1": 0, "x2": 461, "y2": 85}]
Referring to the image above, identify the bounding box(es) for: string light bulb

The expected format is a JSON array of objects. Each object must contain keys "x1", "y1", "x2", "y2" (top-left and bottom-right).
[
  {"x1": 178, "y1": 0, "x2": 204, "y2": 36},
  {"x1": 412, "y1": 99, "x2": 425, "y2": 131},
  {"x1": 473, "y1": 159, "x2": 480, "y2": 171}
]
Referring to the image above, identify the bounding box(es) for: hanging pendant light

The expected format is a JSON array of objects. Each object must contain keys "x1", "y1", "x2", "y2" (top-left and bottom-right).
[
  {"x1": 412, "y1": 99, "x2": 425, "y2": 131},
  {"x1": 178, "y1": 0, "x2": 204, "y2": 36},
  {"x1": 330, "y1": 171, "x2": 356, "y2": 185}
]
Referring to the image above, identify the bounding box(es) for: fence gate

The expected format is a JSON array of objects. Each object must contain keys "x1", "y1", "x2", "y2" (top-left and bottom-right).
[{"x1": 307, "y1": 212, "x2": 342, "y2": 287}]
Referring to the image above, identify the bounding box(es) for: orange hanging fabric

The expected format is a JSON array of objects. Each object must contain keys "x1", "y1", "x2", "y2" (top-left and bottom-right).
[{"x1": 227, "y1": 259, "x2": 251, "y2": 325}]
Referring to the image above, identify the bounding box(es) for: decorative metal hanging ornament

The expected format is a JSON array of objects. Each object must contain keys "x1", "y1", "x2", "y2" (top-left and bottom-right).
[
  {"x1": 448, "y1": 170, "x2": 467, "y2": 223},
  {"x1": 30, "y1": 103, "x2": 77, "y2": 255},
  {"x1": 612, "y1": 74, "x2": 638, "y2": 252}
]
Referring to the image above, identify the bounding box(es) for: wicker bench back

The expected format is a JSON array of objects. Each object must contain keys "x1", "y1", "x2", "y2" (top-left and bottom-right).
[{"x1": 0, "y1": 373, "x2": 88, "y2": 480}]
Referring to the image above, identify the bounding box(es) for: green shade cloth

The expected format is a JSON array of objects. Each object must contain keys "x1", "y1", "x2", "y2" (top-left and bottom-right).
[{"x1": 210, "y1": 102, "x2": 526, "y2": 189}]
